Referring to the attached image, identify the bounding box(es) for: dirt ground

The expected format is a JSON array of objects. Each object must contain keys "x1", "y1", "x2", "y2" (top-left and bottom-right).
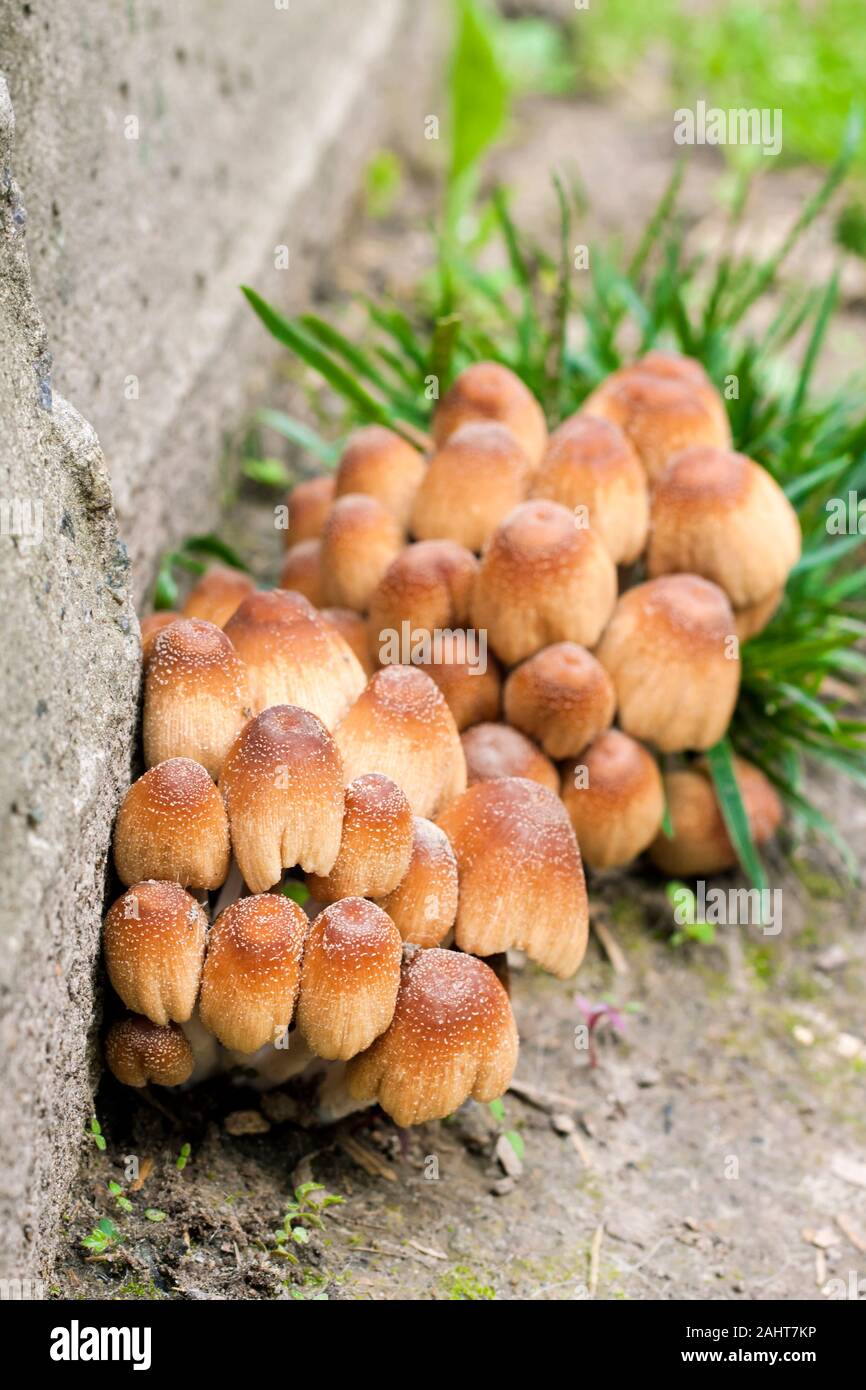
[{"x1": 50, "y1": 89, "x2": 866, "y2": 1302}]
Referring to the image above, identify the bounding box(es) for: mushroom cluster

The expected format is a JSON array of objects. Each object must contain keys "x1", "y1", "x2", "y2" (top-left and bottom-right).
[{"x1": 110, "y1": 354, "x2": 795, "y2": 1121}]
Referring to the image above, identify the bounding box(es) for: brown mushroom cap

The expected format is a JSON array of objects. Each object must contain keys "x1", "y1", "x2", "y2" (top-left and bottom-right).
[
  {"x1": 284, "y1": 473, "x2": 336, "y2": 549},
  {"x1": 103, "y1": 881, "x2": 208, "y2": 1025},
  {"x1": 433, "y1": 360, "x2": 548, "y2": 468},
  {"x1": 648, "y1": 446, "x2": 801, "y2": 607},
  {"x1": 346, "y1": 947, "x2": 519, "y2": 1126},
  {"x1": 596, "y1": 575, "x2": 740, "y2": 752},
  {"x1": 320, "y1": 493, "x2": 404, "y2": 612},
  {"x1": 437, "y1": 776, "x2": 588, "y2": 978},
  {"x1": 373, "y1": 816, "x2": 458, "y2": 948},
  {"x1": 733, "y1": 586, "x2": 784, "y2": 643},
  {"x1": 182, "y1": 564, "x2": 256, "y2": 629},
  {"x1": 334, "y1": 425, "x2": 426, "y2": 527},
  {"x1": 460, "y1": 722, "x2": 559, "y2": 793},
  {"x1": 582, "y1": 362, "x2": 731, "y2": 481},
  {"x1": 140, "y1": 611, "x2": 179, "y2": 666},
  {"x1": 277, "y1": 538, "x2": 325, "y2": 607},
  {"x1": 143, "y1": 617, "x2": 249, "y2": 780},
  {"x1": 560, "y1": 730, "x2": 664, "y2": 869},
  {"x1": 114, "y1": 757, "x2": 231, "y2": 890},
  {"x1": 319, "y1": 606, "x2": 377, "y2": 677},
  {"x1": 296, "y1": 897, "x2": 402, "y2": 1061},
  {"x1": 504, "y1": 642, "x2": 616, "y2": 760},
  {"x1": 531, "y1": 415, "x2": 649, "y2": 564},
  {"x1": 649, "y1": 758, "x2": 783, "y2": 877},
  {"x1": 410, "y1": 421, "x2": 531, "y2": 552},
  {"x1": 414, "y1": 644, "x2": 502, "y2": 732},
  {"x1": 220, "y1": 704, "x2": 344, "y2": 893},
  {"x1": 306, "y1": 773, "x2": 414, "y2": 902},
  {"x1": 199, "y1": 894, "x2": 307, "y2": 1053},
  {"x1": 366, "y1": 540, "x2": 478, "y2": 665},
  {"x1": 471, "y1": 500, "x2": 617, "y2": 665},
  {"x1": 105, "y1": 1015, "x2": 194, "y2": 1088},
  {"x1": 334, "y1": 665, "x2": 467, "y2": 818},
  {"x1": 223, "y1": 589, "x2": 365, "y2": 729}
]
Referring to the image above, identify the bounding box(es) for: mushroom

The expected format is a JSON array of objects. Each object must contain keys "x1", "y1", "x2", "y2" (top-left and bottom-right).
[
  {"x1": 471, "y1": 500, "x2": 617, "y2": 664},
  {"x1": 373, "y1": 816, "x2": 458, "y2": 948},
  {"x1": 503, "y1": 642, "x2": 616, "y2": 760},
  {"x1": 346, "y1": 947, "x2": 519, "y2": 1126},
  {"x1": 105, "y1": 1015, "x2": 194, "y2": 1088},
  {"x1": 220, "y1": 704, "x2": 344, "y2": 893},
  {"x1": 182, "y1": 564, "x2": 256, "y2": 628},
  {"x1": 114, "y1": 757, "x2": 230, "y2": 890},
  {"x1": 460, "y1": 722, "x2": 559, "y2": 793},
  {"x1": 334, "y1": 665, "x2": 467, "y2": 818},
  {"x1": 199, "y1": 894, "x2": 307, "y2": 1053},
  {"x1": 319, "y1": 606, "x2": 377, "y2": 677},
  {"x1": 437, "y1": 777, "x2": 588, "y2": 978},
  {"x1": 734, "y1": 587, "x2": 783, "y2": 643},
  {"x1": 334, "y1": 424, "x2": 426, "y2": 527},
  {"x1": 647, "y1": 446, "x2": 801, "y2": 608},
  {"x1": 306, "y1": 772, "x2": 414, "y2": 902},
  {"x1": 284, "y1": 473, "x2": 336, "y2": 549},
  {"x1": 140, "y1": 611, "x2": 179, "y2": 665},
  {"x1": 410, "y1": 421, "x2": 531, "y2": 552},
  {"x1": 223, "y1": 589, "x2": 365, "y2": 729},
  {"x1": 596, "y1": 575, "x2": 740, "y2": 752},
  {"x1": 296, "y1": 897, "x2": 402, "y2": 1060},
  {"x1": 560, "y1": 729, "x2": 664, "y2": 869},
  {"x1": 277, "y1": 538, "x2": 325, "y2": 606},
  {"x1": 649, "y1": 758, "x2": 782, "y2": 876},
  {"x1": 366, "y1": 539, "x2": 478, "y2": 666},
  {"x1": 103, "y1": 880, "x2": 208, "y2": 1025},
  {"x1": 143, "y1": 617, "x2": 249, "y2": 780},
  {"x1": 530, "y1": 414, "x2": 649, "y2": 564},
  {"x1": 415, "y1": 646, "x2": 502, "y2": 732},
  {"x1": 433, "y1": 360, "x2": 548, "y2": 468},
  {"x1": 320, "y1": 493, "x2": 404, "y2": 612}
]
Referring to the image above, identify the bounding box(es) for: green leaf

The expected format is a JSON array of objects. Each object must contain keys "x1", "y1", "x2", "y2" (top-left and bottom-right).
[
  {"x1": 144, "y1": 1209, "x2": 167, "y2": 1223},
  {"x1": 488, "y1": 1098, "x2": 505, "y2": 1124},
  {"x1": 449, "y1": 0, "x2": 510, "y2": 186},
  {"x1": 705, "y1": 738, "x2": 768, "y2": 893},
  {"x1": 292, "y1": 1226, "x2": 310, "y2": 1245},
  {"x1": 505, "y1": 1130, "x2": 525, "y2": 1161},
  {"x1": 281, "y1": 879, "x2": 310, "y2": 906},
  {"x1": 258, "y1": 409, "x2": 342, "y2": 466},
  {"x1": 183, "y1": 534, "x2": 250, "y2": 572},
  {"x1": 243, "y1": 457, "x2": 292, "y2": 488},
  {"x1": 153, "y1": 562, "x2": 178, "y2": 611}
]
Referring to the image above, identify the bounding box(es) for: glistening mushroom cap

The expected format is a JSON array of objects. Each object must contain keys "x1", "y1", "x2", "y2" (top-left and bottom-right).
[
  {"x1": 346, "y1": 947, "x2": 519, "y2": 1126},
  {"x1": 366, "y1": 539, "x2": 478, "y2": 665},
  {"x1": 320, "y1": 493, "x2": 404, "y2": 612},
  {"x1": 140, "y1": 611, "x2": 179, "y2": 666},
  {"x1": 105, "y1": 1015, "x2": 194, "y2": 1088},
  {"x1": 334, "y1": 665, "x2": 467, "y2": 818},
  {"x1": 649, "y1": 759, "x2": 783, "y2": 877},
  {"x1": 182, "y1": 564, "x2": 256, "y2": 629},
  {"x1": 433, "y1": 360, "x2": 548, "y2": 468},
  {"x1": 734, "y1": 587, "x2": 784, "y2": 644},
  {"x1": 223, "y1": 589, "x2": 365, "y2": 729},
  {"x1": 503, "y1": 642, "x2": 616, "y2": 760},
  {"x1": 560, "y1": 730, "x2": 664, "y2": 869},
  {"x1": 277, "y1": 538, "x2": 325, "y2": 607},
  {"x1": 460, "y1": 722, "x2": 559, "y2": 793},
  {"x1": 143, "y1": 617, "x2": 249, "y2": 780},
  {"x1": 531, "y1": 415, "x2": 649, "y2": 564},
  {"x1": 103, "y1": 881, "x2": 208, "y2": 1025},
  {"x1": 373, "y1": 816, "x2": 458, "y2": 948},
  {"x1": 114, "y1": 757, "x2": 230, "y2": 890},
  {"x1": 319, "y1": 607, "x2": 377, "y2": 677},
  {"x1": 437, "y1": 776, "x2": 589, "y2": 978},
  {"x1": 199, "y1": 894, "x2": 307, "y2": 1054},
  {"x1": 334, "y1": 425, "x2": 426, "y2": 527},
  {"x1": 410, "y1": 421, "x2": 531, "y2": 552},
  {"x1": 596, "y1": 575, "x2": 740, "y2": 752},
  {"x1": 284, "y1": 473, "x2": 335, "y2": 549},
  {"x1": 414, "y1": 644, "x2": 502, "y2": 732},
  {"x1": 306, "y1": 772, "x2": 414, "y2": 902},
  {"x1": 220, "y1": 704, "x2": 344, "y2": 893},
  {"x1": 471, "y1": 500, "x2": 617, "y2": 664},
  {"x1": 296, "y1": 897, "x2": 402, "y2": 1061}
]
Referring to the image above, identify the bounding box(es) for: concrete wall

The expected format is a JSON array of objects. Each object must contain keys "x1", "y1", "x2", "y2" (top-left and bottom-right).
[{"x1": 0, "y1": 0, "x2": 443, "y2": 1281}]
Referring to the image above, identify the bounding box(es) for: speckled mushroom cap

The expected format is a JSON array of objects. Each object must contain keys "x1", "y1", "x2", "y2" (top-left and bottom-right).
[
  {"x1": 432, "y1": 360, "x2": 548, "y2": 468},
  {"x1": 306, "y1": 773, "x2": 414, "y2": 902},
  {"x1": 346, "y1": 947, "x2": 519, "y2": 1126},
  {"x1": 296, "y1": 897, "x2": 402, "y2": 1061},
  {"x1": 143, "y1": 618, "x2": 249, "y2": 780},
  {"x1": 334, "y1": 425, "x2": 426, "y2": 528},
  {"x1": 635, "y1": 350, "x2": 731, "y2": 438},
  {"x1": 733, "y1": 586, "x2": 784, "y2": 643},
  {"x1": 647, "y1": 446, "x2": 802, "y2": 608},
  {"x1": 320, "y1": 493, "x2": 404, "y2": 612},
  {"x1": 319, "y1": 607, "x2": 378, "y2": 677},
  {"x1": 649, "y1": 758, "x2": 783, "y2": 877},
  {"x1": 531, "y1": 415, "x2": 649, "y2": 564},
  {"x1": 366, "y1": 539, "x2": 478, "y2": 664},
  {"x1": 220, "y1": 704, "x2": 344, "y2": 893},
  {"x1": 471, "y1": 500, "x2": 617, "y2": 665},
  {"x1": 103, "y1": 881, "x2": 208, "y2": 1025},
  {"x1": 373, "y1": 817, "x2": 459, "y2": 948},
  {"x1": 414, "y1": 645, "x2": 502, "y2": 732},
  {"x1": 504, "y1": 642, "x2": 616, "y2": 760},
  {"x1": 114, "y1": 757, "x2": 231, "y2": 890},
  {"x1": 182, "y1": 564, "x2": 256, "y2": 629},
  {"x1": 437, "y1": 776, "x2": 589, "y2": 978},
  {"x1": 460, "y1": 722, "x2": 559, "y2": 793},
  {"x1": 140, "y1": 611, "x2": 179, "y2": 666},
  {"x1": 199, "y1": 894, "x2": 307, "y2": 1054},
  {"x1": 105, "y1": 1015, "x2": 194, "y2": 1088},
  {"x1": 334, "y1": 665, "x2": 467, "y2": 818},
  {"x1": 283, "y1": 473, "x2": 335, "y2": 549},
  {"x1": 560, "y1": 730, "x2": 664, "y2": 869},
  {"x1": 596, "y1": 575, "x2": 740, "y2": 752},
  {"x1": 410, "y1": 421, "x2": 531, "y2": 552},
  {"x1": 223, "y1": 588, "x2": 365, "y2": 729},
  {"x1": 277, "y1": 538, "x2": 325, "y2": 607}
]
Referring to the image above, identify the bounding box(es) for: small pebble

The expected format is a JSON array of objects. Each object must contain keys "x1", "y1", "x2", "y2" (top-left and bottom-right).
[
  {"x1": 835, "y1": 1033, "x2": 862, "y2": 1060},
  {"x1": 490, "y1": 1177, "x2": 515, "y2": 1197},
  {"x1": 792, "y1": 1025, "x2": 814, "y2": 1046},
  {"x1": 495, "y1": 1133, "x2": 524, "y2": 1179},
  {"x1": 224, "y1": 1109, "x2": 271, "y2": 1136},
  {"x1": 551, "y1": 1112, "x2": 575, "y2": 1135}
]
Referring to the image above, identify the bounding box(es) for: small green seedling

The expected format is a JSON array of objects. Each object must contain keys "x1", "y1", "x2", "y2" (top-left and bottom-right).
[
  {"x1": 176, "y1": 1142, "x2": 192, "y2": 1172},
  {"x1": 81, "y1": 1218, "x2": 122, "y2": 1259},
  {"x1": 488, "y1": 1098, "x2": 524, "y2": 1163},
  {"x1": 666, "y1": 881, "x2": 717, "y2": 948},
  {"x1": 108, "y1": 1180, "x2": 133, "y2": 1214},
  {"x1": 273, "y1": 1182, "x2": 345, "y2": 1264},
  {"x1": 88, "y1": 1117, "x2": 106, "y2": 1152}
]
